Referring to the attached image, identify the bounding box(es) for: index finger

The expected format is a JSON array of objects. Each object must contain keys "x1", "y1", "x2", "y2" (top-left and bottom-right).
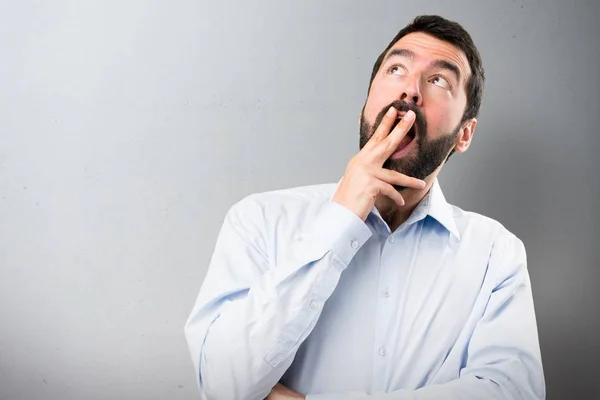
[
  {"x1": 363, "y1": 106, "x2": 397, "y2": 151},
  {"x1": 373, "y1": 109, "x2": 415, "y2": 163}
]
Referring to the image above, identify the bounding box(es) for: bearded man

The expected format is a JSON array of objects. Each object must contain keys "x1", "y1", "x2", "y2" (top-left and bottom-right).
[{"x1": 185, "y1": 15, "x2": 546, "y2": 400}]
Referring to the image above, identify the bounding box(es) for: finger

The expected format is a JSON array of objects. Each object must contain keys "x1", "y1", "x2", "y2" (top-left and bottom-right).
[
  {"x1": 376, "y1": 180, "x2": 406, "y2": 207},
  {"x1": 374, "y1": 109, "x2": 415, "y2": 162},
  {"x1": 375, "y1": 168, "x2": 427, "y2": 190},
  {"x1": 363, "y1": 106, "x2": 397, "y2": 150}
]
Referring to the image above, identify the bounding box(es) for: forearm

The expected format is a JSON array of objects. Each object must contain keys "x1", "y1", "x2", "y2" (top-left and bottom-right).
[
  {"x1": 306, "y1": 373, "x2": 527, "y2": 400},
  {"x1": 186, "y1": 201, "x2": 372, "y2": 400},
  {"x1": 201, "y1": 250, "x2": 347, "y2": 400}
]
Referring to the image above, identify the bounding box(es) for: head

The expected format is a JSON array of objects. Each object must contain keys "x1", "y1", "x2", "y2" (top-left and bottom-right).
[{"x1": 359, "y1": 15, "x2": 485, "y2": 189}]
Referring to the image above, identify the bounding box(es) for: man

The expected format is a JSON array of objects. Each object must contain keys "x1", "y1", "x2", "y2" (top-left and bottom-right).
[{"x1": 185, "y1": 15, "x2": 545, "y2": 400}]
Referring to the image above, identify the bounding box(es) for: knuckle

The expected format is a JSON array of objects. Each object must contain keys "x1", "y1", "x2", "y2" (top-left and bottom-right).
[
  {"x1": 385, "y1": 141, "x2": 396, "y2": 153},
  {"x1": 348, "y1": 155, "x2": 363, "y2": 169},
  {"x1": 366, "y1": 179, "x2": 379, "y2": 193},
  {"x1": 365, "y1": 186, "x2": 377, "y2": 197}
]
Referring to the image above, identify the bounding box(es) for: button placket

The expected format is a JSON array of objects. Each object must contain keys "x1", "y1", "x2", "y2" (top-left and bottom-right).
[{"x1": 372, "y1": 233, "x2": 401, "y2": 387}]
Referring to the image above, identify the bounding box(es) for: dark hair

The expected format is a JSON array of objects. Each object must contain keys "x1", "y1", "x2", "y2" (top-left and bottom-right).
[{"x1": 368, "y1": 15, "x2": 485, "y2": 122}]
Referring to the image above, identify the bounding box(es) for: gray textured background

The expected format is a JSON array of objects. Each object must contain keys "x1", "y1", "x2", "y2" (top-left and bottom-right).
[{"x1": 0, "y1": 0, "x2": 598, "y2": 399}]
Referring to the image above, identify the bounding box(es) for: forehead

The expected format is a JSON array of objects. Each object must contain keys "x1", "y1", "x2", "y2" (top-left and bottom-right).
[{"x1": 385, "y1": 32, "x2": 471, "y2": 82}]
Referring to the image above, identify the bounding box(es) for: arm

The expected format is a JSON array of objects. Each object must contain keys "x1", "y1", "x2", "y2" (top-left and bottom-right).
[
  {"x1": 305, "y1": 231, "x2": 546, "y2": 400},
  {"x1": 185, "y1": 106, "x2": 424, "y2": 400},
  {"x1": 184, "y1": 197, "x2": 372, "y2": 400}
]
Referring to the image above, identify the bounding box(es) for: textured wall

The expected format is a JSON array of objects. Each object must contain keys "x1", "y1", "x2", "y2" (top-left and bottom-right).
[{"x1": 0, "y1": 0, "x2": 598, "y2": 399}]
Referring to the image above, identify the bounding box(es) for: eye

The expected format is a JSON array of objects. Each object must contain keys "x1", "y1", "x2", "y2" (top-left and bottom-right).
[
  {"x1": 387, "y1": 64, "x2": 406, "y2": 76},
  {"x1": 430, "y1": 75, "x2": 451, "y2": 89}
]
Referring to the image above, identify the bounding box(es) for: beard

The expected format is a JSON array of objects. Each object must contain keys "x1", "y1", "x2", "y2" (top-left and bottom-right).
[{"x1": 359, "y1": 100, "x2": 461, "y2": 191}]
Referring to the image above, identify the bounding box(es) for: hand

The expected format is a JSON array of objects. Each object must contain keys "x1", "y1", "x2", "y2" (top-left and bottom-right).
[
  {"x1": 265, "y1": 383, "x2": 306, "y2": 400},
  {"x1": 332, "y1": 108, "x2": 427, "y2": 221}
]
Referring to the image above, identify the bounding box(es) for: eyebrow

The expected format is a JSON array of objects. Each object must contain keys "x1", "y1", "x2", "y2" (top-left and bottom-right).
[
  {"x1": 384, "y1": 48, "x2": 415, "y2": 61},
  {"x1": 383, "y1": 48, "x2": 462, "y2": 83},
  {"x1": 431, "y1": 59, "x2": 461, "y2": 83}
]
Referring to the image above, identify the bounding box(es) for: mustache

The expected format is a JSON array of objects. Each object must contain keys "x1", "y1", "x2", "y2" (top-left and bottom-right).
[{"x1": 373, "y1": 100, "x2": 427, "y2": 138}]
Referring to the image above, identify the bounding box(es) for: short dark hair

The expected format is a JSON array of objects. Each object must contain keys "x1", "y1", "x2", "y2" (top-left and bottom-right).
[{"x1": 368, "y1": 15, "x2": 485, "y2": 122}]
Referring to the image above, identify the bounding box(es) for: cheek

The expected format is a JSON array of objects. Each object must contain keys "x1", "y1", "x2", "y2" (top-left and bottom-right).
[
  {"x1": 425, "y1": 93, "x2": 467, "y2": 131},
  {"x1": 424, "y1": 111, "x2": 453, "y2": 136},
  {"x1": 423, "y1": 101, "x2": 463, "y2": 136}
]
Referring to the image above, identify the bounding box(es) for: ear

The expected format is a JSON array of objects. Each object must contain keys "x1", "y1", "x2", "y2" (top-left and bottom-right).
[{"x1": 453, "y1": 118, "x2": 477, "y2": 153}]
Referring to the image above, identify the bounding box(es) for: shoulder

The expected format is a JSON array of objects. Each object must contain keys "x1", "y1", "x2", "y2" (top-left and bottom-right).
[
  {"x1": 448, "y1": 204, "x2": 527, "y2": 284},
  {"x1": 226, "y1": 182, "x2": 338, "y2": 227},
  {"x1": 222, "y1": 183, "x2": 340, "y2": 261},
  {"x1": 449, "y1": 203, "x2": 524, "y2": 249}
]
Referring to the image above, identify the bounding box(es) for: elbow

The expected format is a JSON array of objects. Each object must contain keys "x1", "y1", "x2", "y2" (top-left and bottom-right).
[
  {"x1": 199, "y1": 354, "x2": 273, "y2": 400},
  {"x1": 200, "y1": 369, "x2": 242, "y2": 400},
  {"x1": 201, "y1": 379, "x2": 271, "y2": 400},
  {"x1": 475, "y1": 366, "x2": 545, "y2": 400}
]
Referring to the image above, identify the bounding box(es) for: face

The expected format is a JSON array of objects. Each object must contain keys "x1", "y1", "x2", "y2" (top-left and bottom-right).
[{"x1": 360, "y1": 32, "x2": 476, "y2": 189}]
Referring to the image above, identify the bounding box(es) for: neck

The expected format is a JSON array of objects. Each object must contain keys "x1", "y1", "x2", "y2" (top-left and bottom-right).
[{"x1": 375, "y1": 180, "x2": 434, "y2": 232}]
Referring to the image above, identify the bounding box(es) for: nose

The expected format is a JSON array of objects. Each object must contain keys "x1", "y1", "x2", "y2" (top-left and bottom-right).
[{"x1": 399, "y1": 76, "x2": 422, "y2": 107}]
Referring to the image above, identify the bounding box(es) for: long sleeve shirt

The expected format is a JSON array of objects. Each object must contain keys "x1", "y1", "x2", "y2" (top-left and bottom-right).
[{"x1": 184, "y1": 180, "x2": 545, "y2": 400}]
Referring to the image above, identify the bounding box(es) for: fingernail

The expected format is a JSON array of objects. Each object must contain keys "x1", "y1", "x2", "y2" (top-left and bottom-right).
[
  {"x1": 419, "y1": 180, "x2": 427, "y2": 187},
  {"x1": 404, "y1": 110, "x2": 415, "y2": 121},
  {"x1": 386, "y1": 107, "x2": 396, "y2": 116}
]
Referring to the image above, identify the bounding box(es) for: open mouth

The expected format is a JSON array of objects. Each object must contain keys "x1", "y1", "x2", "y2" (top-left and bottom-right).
[{"x1": 390, "y1": 115, "x2": 417, "y2": 157}]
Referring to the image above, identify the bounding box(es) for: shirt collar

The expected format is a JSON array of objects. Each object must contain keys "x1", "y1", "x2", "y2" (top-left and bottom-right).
[
  {"x1": 423, "y1": 179, "x2": 461, "y2": 241},
  {"x1": 330, "y1": 178, "x2": 461, "y2": 241}
]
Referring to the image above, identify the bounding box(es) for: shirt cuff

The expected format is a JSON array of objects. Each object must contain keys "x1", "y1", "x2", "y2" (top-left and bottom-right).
[{"x1": 302, "y1": 201, "x2": 372, "y2": 270}]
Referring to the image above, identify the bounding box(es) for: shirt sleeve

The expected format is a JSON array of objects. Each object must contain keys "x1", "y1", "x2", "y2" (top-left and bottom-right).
[
  {"x1": 184, "y1": 197, "x2": 373, "y2": 400},
  {"x1": 306, "y1": 230, "x2": 546, "y2": 400}
]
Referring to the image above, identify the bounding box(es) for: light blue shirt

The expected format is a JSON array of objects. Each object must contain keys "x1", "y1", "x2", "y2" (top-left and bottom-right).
[{"x1": 185, "y1": 180, "x2": 545, "y2": 400}]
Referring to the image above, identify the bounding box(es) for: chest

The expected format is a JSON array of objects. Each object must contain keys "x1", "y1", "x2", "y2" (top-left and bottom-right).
[{"x1": 283, "y1": 221, "x2": 494, "y2": 393}]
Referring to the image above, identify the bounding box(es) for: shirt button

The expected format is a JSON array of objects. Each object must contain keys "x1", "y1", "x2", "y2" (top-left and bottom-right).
[
  {"x1": 383, "y1": 289, "x2": 390, "y2": 298},
  {"x1": 350, "y1": 240, "x2": 358, "y2": 249},
  {"x1": 378, "y1": 346, "x2": 387, "y2": 357},
  {"x1": 310, "y1": 300, "x2": 319, "y2": 309},
  {"x1": 388, "y1": 235, "x2": 395, "y2": 244}
]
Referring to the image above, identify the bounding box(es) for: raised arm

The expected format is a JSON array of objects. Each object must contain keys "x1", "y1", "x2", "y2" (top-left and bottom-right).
[{"x1": 185, "y1": 198, "x2": 372, "y2": 400}]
